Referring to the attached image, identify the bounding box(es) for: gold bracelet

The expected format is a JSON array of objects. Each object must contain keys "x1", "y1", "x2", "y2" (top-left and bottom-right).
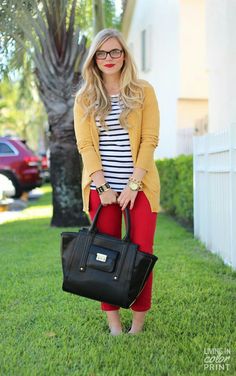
[{"x1": 128, "y1": 177, "x2": 143, "y2": 190}]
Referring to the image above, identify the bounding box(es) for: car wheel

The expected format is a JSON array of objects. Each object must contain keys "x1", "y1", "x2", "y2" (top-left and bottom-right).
[{"x1": 0, "y1": 171, "x2": 23, "y2": 198}]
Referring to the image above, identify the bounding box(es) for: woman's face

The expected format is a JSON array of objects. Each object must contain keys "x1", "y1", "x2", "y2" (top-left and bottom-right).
[{"x1": 95, "y1": 37, "x2": 125, "y2": 77}]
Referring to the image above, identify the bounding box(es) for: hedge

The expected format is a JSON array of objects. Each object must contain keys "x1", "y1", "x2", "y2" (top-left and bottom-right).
[{"x1": 156, "y1": 155, "x2": 193, "y2": 227}]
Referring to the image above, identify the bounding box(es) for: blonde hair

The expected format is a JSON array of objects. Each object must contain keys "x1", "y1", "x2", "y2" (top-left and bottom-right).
[{"x1": 76, "y1": 28, "x2": 145, "y2": 130}]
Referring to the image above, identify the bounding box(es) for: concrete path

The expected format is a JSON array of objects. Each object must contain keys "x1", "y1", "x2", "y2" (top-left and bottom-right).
[{"x1": 0, "y1": 188, "x2": 43, "y2": 224}]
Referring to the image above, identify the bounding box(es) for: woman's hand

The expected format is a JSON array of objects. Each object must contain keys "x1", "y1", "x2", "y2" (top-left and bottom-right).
[
  {"x1": 117, "y1": 186, "x2": 138, "y2": 210},
  {"x1": 100, "y1": 189, "x2": 118, "y2": 206}
]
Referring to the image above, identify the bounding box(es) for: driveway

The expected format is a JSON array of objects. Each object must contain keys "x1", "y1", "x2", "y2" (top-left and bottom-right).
[{"x1": 0, "y1": 188, "x2": 43, "y2": 224}]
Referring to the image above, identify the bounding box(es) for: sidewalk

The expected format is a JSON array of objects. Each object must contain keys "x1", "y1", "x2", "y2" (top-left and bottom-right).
[{"x1": 0, "y1": 188, "x2": 43, "y2": 224}]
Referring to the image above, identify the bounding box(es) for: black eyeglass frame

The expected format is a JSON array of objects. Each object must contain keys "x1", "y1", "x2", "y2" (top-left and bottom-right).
[{"x1": 95, "y1": 49, "x2": 124, "y2": 60}]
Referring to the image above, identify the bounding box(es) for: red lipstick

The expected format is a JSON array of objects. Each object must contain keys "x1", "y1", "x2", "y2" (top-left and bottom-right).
[{"x1": 104, "y1": 64, "x2": 115, "y2": 68}]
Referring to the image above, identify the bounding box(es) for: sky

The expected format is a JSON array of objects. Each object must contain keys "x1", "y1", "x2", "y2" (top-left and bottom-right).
[{"x1": 115, "y1": 0, "x2": 123, "y2": 17}]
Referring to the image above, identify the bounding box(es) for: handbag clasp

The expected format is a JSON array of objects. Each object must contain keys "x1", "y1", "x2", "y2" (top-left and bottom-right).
[{"x1": 96, "y1": 253, "x2": 107, "y2": 262}]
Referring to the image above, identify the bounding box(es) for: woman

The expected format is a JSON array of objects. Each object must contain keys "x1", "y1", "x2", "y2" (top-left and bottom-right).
[{"x1": 74, "y1": 28, "x2": 160, "y2": 335}]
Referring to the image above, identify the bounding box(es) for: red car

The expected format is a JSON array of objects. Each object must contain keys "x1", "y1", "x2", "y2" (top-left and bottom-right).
[
  {"x1": 0, "y1": 137, "x2": 43, "y2": 198},
  {"x1": 39, "y1": 151, "x2": 50, "y2": 182}
]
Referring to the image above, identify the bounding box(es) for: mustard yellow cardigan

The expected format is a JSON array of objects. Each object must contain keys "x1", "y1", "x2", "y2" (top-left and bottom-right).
[{"x1": 73, "y1": 80, "x2": 160, "y2": 213}]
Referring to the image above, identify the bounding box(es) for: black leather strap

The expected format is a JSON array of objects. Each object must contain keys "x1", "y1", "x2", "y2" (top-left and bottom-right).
[
  {"x1": 89, "y1": 204, "x2": 131, "y2": 242},
  {"x1": 113, "y1": 242, "x2": 130, "y2": 280},
  {"x1": 96, "y1": 182, "x2": 111, "y2": 195},
  {"x1": 78, "y1": 231, "x2": 96, "y2": 271}
]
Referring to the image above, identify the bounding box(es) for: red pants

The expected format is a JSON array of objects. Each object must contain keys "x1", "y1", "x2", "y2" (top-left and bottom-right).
[{"x1": 89, "y1": 190, "x2": 158, "y2": 312}]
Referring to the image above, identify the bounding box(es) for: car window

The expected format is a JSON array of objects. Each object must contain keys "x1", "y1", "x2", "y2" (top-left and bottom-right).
[{"x1": 0, "y1": 142, "x2": 16, "y2": 155}]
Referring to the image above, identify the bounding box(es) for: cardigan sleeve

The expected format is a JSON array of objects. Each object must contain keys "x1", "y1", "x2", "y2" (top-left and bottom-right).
[
  {"x1": 73, "y1": 99, "x2": 103, "y2": 176},
  {"x1": 134, "y1": 85, "x2": 160, "y2": 171}
]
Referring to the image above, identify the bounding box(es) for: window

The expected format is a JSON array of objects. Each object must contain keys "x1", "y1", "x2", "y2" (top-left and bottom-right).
[
  {"x1": 141, "y1": 30, "x2": 146, "y2": 71},
  {"x1": 0, "y1": 142, "x2": 17, "y2": 155},
  {"x1": 141, "y1": 26, "x2": 152, "y2": 72}
]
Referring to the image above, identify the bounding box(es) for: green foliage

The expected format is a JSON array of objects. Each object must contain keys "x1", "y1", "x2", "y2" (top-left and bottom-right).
[
  {"x1": 156, "y1": 158, "x2": 178, "y2": 215},
  {"x1": 104, "y1": 0, "x2": 122, "y2": 30},
  {"x1": 0, "y1": 0, "x2": 123, "y2": 76},
  {"x1": 156, "y1": 155, "x2": 193, "y2": 226},
  {"x1": 75, "y1": 0, "x2": 93, "y2": 42},
  {"x1": 174, "y1": 155, "x2": 193, "y2": 224},
  {"x1": 0, "y1": 0, "x2": 35, "y2": 77},
  {"x1": 0, "y1": 185, "x2": 235, "y2": 375},
  {"x1": 79, "y1": 0, "x2": 122, "y2": 42},
  {"x1": 0, "y1": 77, "x2": 47, "y2": 151}
]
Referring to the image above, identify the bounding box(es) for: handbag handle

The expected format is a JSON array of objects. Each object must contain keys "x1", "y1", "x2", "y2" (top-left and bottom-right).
[{"x1": 89, "y1": 204, "x2": 131, "y2": 242}]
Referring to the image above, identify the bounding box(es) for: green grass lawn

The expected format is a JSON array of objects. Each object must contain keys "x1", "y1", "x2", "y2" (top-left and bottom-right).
[{"x1": 0, "y1": 185, "x2": 235, "y2": 376}]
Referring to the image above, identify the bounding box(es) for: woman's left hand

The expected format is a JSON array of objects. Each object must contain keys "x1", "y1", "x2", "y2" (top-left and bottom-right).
[{"x1": 117, "y1": 186, "x2": 138, "y2": 211}]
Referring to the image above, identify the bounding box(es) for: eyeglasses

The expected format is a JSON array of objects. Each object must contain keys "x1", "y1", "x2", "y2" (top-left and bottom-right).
[{"x1": 95, "y1": 49, "x2": 124, "y2": 60}]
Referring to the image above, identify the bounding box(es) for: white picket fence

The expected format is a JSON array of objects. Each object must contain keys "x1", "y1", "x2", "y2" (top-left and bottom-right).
[{"x1": 193, "y1": 125, "x2": 236, "y2": 270}]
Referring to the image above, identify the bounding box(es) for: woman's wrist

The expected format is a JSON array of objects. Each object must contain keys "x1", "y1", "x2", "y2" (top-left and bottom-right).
[
  {"x1": 90, "y1": 170, "x2": 106, "y2": 187},
  {"x1": 129, "y1": 176, "x2": 142, "y2": 184},
  {"x1": 96, "y1": 182, "x2": 111, "y2": 195},
  {"x1": 127, "y1": 176, "x2": 143, "y2": 191},
  {"x1": 131, "y1": 167, "x2": 146, "y2": 183}
]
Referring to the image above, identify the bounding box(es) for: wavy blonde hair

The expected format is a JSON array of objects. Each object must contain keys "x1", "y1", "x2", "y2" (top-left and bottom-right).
[{"x1": 76, "y1": 28, "x2": 145, "y2": 130}]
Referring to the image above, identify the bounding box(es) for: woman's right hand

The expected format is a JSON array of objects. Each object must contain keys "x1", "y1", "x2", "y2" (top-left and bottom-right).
[{"x1": 100, "y1": 189, "x2": 118, "y2": 206}]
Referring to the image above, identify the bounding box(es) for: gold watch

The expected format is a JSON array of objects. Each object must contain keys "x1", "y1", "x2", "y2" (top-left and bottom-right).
[
  {"x1": 127, "y1": 177, "x2": 142, "y2": 191},
  {"x1": 128, "y1": 180, "x2": 139, "y2": 191}
]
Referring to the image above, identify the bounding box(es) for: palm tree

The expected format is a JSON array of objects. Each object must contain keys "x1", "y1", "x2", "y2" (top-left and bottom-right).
[
  {"x1": 32, "y1": 0, "x2": 88, "y2": 226},
  {"x1": 0, "y1": 0, "x2": 122, "y2": 226},
  {"x1": 4, "y1": 0, "x2": 89, "y2": 226}
]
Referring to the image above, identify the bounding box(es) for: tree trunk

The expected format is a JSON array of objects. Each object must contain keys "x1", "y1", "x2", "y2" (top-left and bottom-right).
[
  {"x1": 47, "y1": 96, "x2": 89, "y2": 227},
  {"x1": 31, "y1": 0, "x2": 89, "y2": 227},
  {"x1": 50, "y1": 138, "x2": 88, "y2": 227},
  {"x1": 93, "y1": 0, "x2": 105, "y2": 35}
]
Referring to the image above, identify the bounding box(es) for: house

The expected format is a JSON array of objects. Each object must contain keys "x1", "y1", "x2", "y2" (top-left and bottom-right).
[
  {"x1": 122, "y1": 0, "x2": 208, "y2": 159},
  {"x1": 122, "y1": 0, "x2": 236, "y2": 269}
]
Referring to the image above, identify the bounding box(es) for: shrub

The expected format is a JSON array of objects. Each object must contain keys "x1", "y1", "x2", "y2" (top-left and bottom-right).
[
  {"x1": 156, "y1": 155, "x2": 193, "y2": 227},
  {"x1": 156, "y1": 158, "x2": 177, "y2": 215}
]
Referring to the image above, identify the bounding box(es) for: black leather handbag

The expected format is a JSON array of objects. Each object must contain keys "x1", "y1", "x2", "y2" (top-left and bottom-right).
[{"x1": 60, "y1": 204, "x2": 158, "y2": 308}]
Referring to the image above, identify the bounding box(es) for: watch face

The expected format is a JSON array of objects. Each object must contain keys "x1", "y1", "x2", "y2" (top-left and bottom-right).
[{"x1": 129, "y1": 181, "x2": 138, "y2": 190}]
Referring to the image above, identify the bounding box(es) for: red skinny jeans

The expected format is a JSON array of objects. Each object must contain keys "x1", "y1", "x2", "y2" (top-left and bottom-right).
[{"x1": 88, "y1": 189, "x2": 158, "y2": 312}]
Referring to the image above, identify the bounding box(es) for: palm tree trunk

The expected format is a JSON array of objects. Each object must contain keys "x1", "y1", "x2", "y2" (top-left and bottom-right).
[
  {"x1": 50, "y1": 135, "x2": 88, "y2": 227},
  {"x1": 93, "y1": 0, "x2": 105, "y2": 35},
  {"x1": 36, "y1": 70, "x2": 89, "y2": 226}
]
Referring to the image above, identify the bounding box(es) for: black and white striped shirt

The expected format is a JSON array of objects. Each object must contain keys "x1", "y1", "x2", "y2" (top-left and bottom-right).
[{"x1": 90, "y1": 95, "x2": 134, "y2": 192}]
